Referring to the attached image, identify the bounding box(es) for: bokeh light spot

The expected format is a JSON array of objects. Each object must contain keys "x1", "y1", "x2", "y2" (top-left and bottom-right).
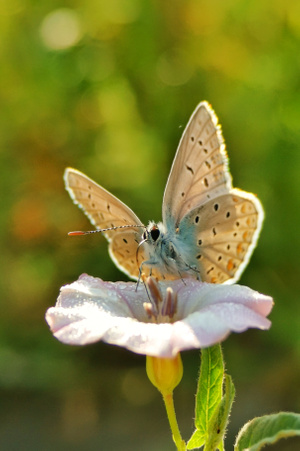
[{"x1": 40, "y1": 8, "x2": 83, "y2": 50}]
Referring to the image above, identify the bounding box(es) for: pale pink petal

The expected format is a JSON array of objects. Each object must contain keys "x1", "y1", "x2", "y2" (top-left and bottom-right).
[{"x1": 45, "y1": 274, "x2": 273, "y2": 358}]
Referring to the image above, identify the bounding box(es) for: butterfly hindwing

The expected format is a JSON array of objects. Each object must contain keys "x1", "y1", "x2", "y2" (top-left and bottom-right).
[{"x1": 178, "y1": 190, "x2": 264, "y2": 284}]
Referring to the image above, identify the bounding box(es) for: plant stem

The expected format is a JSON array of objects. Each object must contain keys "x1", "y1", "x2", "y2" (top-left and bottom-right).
[{"x1": 162, "y1": 391, "x2": 186, "y2": 451}]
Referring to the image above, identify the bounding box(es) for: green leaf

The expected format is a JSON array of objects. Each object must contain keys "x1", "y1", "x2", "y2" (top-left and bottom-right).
[
  {"x1": 234, "y1": 412, "x2": 300, "y2": 451},
  {"x1": 187, "y1": 345, "x2": 224, "y2": 449},
  {"x1": 205, "y1": 375, "x2": 235, "y2": 451},
  {"x1": 187, "y1": 430, "x2": 206, "y2": 450}
]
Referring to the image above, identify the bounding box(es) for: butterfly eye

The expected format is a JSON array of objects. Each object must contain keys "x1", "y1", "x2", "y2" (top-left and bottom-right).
[{"x1": 150, "y1": 227, "x2": 160, "y2": 241}]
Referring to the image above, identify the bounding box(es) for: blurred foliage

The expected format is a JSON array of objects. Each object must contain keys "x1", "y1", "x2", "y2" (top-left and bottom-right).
[{"x1": 0, "y1": 0, "x2": 299, "y2": 449}]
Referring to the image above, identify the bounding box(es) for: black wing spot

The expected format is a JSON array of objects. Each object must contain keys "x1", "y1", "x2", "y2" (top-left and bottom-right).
[
  {"x1": 236, "y1": 221, "x2": 240, "y2": 227},
  {"x1": 88, "y1": 193, "x2": 91, "y2": 199},
  {"x1": 198, "y1": 239, "x2": 202, "y2": 245},
  {"x1": 233, "y1": 232, "x2": 237, "y2": 237},
  {"x1": 107, "y1": 204, "x2": 111, "y2": 212},
  {"x1": 203, "y1": 148, "x2": 208, "y2": 154},
  {"x1": 186, "y1": 164, "x2": 194, "y2": 175},
  {"x1": 123, "y1": 238, "x2": 128, "y2": 244},
  {"x1": 227, "y1": 244, "x2": 231, "y2": 250},
  {"x1": 207, "y1": 266, "x2": 214, "y2": 274},
  {"x1": 195, "y1": 216, "x2": 200, "y2": 224},
  {"x1": 205, "y1": 161, "x2": 211, "y2": 169},
  {"x1": 204, "y1": 178, "x2": 209, "y2": 187},
  {"x1": 191, "y1": 136, "x2": 195, "y2": 142},
  {"x1": 181, "y1": 192, "x2": 185, "y2": 197},
  {"x1": 226, "y1": 211, "x2": 230, "y2": 218},
  {"x1": 212, "y1": 227, "x2": 217, "y2": 236},
  {"x1": 218, "y1": 255, "x2": 222, "y2": 261},
  {"x1": 214, "y1": 203, "x2": 219, "y2": 211},
  {"x1": 196, "y1": 254, "x2": 202, "y2": 260}
]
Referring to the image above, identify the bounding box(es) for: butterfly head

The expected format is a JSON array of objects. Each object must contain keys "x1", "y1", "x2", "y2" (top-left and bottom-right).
[{"x1": 143, "y1": 222, "x2": 166, "y2": 244}]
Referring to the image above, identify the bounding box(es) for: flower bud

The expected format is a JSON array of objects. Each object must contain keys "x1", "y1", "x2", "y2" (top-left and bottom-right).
[{"x1": 146, "y1": 354, "x2": 183, "y2": 395}]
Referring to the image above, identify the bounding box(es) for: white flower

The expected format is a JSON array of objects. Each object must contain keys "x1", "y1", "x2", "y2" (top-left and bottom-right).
[{"x1": 45, "y1": 274, "x2": 273, "y2": 358}]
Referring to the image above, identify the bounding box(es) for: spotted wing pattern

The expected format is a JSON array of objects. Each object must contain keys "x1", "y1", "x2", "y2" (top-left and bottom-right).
[
  {"x1": 163, "y1": 101, "x2": 232, "y2": 228},
  {"x1": 179, "y1": 189, "x2": 264, "y2": 284},
  {"x1": 64, "y1": 168, "x2": 144, "y2": 279}
]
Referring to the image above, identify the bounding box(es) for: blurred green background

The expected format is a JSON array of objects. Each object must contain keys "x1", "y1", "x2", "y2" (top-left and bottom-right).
[{"x1": 0, "y1": 0, "x2": 299, "y2": 450}]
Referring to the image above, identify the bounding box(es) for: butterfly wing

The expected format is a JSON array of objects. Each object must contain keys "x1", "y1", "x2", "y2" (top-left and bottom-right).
[
  {"x1": 64, "y1": 168, "x2": 144, "y2": 279},
  {"x1": 162, "y1": 101, "x2": 264, "y2": 283},
  {"x1": 111, "y1": 235, "x2": 171, "y2": 281},
  {"x1": 179, "y1": 190, "x2": 264, "y2": 284},
  {"x1": 163, "y1": 101, "x2": 231, "y2": 228}
]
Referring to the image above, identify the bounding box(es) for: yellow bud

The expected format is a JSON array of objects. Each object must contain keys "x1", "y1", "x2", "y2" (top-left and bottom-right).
[{"x1": 146, "y1": 354, "x2": 183, "y2": 395}]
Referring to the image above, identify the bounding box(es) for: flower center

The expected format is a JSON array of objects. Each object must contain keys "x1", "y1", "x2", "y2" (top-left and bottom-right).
[{"x1": 143, "y1": 277, "x2": 178, "y2": 323}]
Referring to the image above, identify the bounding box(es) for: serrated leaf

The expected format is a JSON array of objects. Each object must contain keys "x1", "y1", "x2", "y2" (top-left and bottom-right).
[
  {"x1": 187, "y1": 345, "x2": 224, "y2": 449},
  {"x1": 234, "y1": 412, "x2": 300, "y2": 451}
]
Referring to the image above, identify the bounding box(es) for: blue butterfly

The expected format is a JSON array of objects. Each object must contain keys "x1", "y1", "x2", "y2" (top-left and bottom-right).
[{"x1": 64, "y1": 101, "x2": 264, "y2": 283}]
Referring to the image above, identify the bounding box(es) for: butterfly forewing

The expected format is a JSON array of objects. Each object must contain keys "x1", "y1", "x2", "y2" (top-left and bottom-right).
[
  {"x1": 108, "y1": 231, "x2": 142, "y2": 279},
  {"x1": 163, "y1": 102, "x2": 232, "y2": 227},
  {"x1": 64, "y1": 168, "x2": 144, "y2": 278}
]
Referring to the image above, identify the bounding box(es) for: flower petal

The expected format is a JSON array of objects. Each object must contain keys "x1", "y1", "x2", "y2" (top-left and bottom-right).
[{"x1": 46, "y1": 274, "x2": 273, "y2": 358}]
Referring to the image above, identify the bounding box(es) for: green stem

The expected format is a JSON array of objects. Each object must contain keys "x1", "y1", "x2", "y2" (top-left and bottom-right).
[
  {"x1": 203, "y1": 442, "x2": 218, "y2": 451},
  {"x1": 162, "y1": 391, "x2": 186, "y2": 451}
]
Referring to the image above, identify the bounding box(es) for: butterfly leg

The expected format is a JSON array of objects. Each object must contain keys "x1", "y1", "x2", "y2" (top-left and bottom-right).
[
  {"x1": 177, "y1": 270, "x2": 187, "y2": 285},
  {"x1": 143, "y1": 279, "x2": 152, "y2": 302},
  {"x1": 136, "y1": 261, "x2": 147, "y2": 291}
]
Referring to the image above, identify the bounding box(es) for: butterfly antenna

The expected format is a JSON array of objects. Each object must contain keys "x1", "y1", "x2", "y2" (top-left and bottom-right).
[{"x1": 68, "y1": 224, "x2": 146, "y2": 236}]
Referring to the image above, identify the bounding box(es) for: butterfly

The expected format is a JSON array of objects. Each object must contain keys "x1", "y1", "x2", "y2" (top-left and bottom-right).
[{"x1": 64, "y1": 101, "x2": 264, "y2": 284}]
